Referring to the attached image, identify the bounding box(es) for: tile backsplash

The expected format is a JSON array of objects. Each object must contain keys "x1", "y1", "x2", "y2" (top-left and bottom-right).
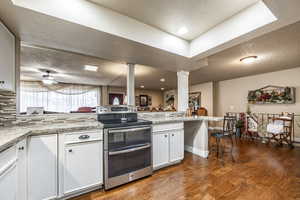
[
  {"x1": 0, "y1": 89, "x2": 97, "y2": 127},
  {"x1": 15, "y1": 113, "x2": 97, "y2": 127},
  {"x1": 0, "y1": 90, "x2": 16, "y2": 127}
]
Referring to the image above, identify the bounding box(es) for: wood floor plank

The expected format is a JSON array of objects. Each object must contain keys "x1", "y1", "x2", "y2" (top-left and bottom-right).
[{"x1": 71, "y1": 141, "x2": 300, "y2": 200}]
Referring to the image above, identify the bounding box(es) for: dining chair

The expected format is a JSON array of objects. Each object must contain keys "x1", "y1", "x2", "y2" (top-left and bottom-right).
[
  {"x1": 208, "y1": 116, "x2": 237, "y2": 162},
  {"x1": 267, "y1": 113, "x2": 294, "y2": 148}
]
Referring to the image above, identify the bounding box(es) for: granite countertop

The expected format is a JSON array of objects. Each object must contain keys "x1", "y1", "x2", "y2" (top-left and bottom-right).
[
  {"x1": 0, "y1": 121, "x2": 103, "y2": 152},
  {"x1": 141, "y1": 115, "x2": 224, "y2": 124},
  {"x1": 0, "y1": 114, "x2": 223, "y2": 152}
]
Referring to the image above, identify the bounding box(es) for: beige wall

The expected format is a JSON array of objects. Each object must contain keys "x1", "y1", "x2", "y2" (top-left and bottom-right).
[
  {"x1": 135, "y1": 89, "x2": 164, "y2": 107},
  {"x1": 190, "y1": 82, "x2": 214, "y2": 116},
  {"x1": 213, "y1": 67, "x2": 300, "y2": 140},
  {"x1": 164, "y1": 82, "x2": 214, "y2": 115},
  {"x1": 105, "y1": 86, "x2": 164, "y2": 107},
  {"x1": 214, "y1": 67, "x2": 300, "y2": 116},
  {"x1": 168, "y1": 67, "x2": 300, "y2": 139}
]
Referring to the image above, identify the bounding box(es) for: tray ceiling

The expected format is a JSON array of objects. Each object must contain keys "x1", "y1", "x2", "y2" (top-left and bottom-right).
[{"x1": 90, "y1": 0, "x2": 259, "y2": 40}]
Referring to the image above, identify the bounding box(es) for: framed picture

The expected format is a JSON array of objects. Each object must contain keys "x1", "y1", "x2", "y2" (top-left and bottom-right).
[
  {"x1": 189, "y1": 92, "x2": 201, "y2": 108},
  {"x1": 139, "y1": 95, "x2": 149, "y2": 107},
  {"x1": 248, "y1": 85, "x2": 295, "y2": 104},
  {"x1": 109, "y1": 93, "x2": 124, "y2": 105}
]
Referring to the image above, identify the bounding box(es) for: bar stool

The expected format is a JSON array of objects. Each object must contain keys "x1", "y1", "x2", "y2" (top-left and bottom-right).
[{"x1": 208, "y1": 116, "x2": 236, "y2": 162}]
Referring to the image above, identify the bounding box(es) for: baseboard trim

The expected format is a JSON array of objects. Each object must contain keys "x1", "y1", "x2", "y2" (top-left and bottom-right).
[{"x1": 184, "y1": 145, "x2": 208, "y2": 158}]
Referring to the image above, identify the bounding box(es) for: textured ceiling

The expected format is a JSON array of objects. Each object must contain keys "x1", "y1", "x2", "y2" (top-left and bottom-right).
[
  {"x1": 20, "y1": 45, "x2": 177, "y2": 90},
  {"x1": 21, "y1": 20, "x2": 300, "y2": 90},
  {"x1": 190, "y1": 20, "x2": 300, "y2": 85},
  {"x1": 90, "y1": 0, "x2": 258, "y2": 40}
]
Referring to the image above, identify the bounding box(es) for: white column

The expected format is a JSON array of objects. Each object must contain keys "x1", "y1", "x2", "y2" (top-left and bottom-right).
[
  {"x1": 127, "y1": 63, "x2": 135, "y2": 106},
  {"x1": 177, "y1": 71, "x2": 189, "y2": 112}
]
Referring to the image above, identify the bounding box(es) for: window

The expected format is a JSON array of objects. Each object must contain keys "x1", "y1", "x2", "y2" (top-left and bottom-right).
[{"x1": 20, "y1": 81, "x2": 100, "y2": 113}]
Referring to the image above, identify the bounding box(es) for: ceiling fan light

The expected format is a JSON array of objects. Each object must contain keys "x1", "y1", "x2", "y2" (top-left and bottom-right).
[{"x1": 42, "y1": 79, "x2": 56, "y2": 85}]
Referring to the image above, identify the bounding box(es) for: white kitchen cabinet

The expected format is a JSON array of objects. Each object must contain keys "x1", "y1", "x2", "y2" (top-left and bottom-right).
[
  {"x1": 16, "y1": 139, "x2": 27, "y2": 200},
  {"x1": 64, "y1": 141, "x2": 103, "y2": 195},
  {"x1": 152, "y1": 122, "x2": 184, "y2": 170},
  {"x1": 28, "y1": 135, "x2": 58, "y2": 200},
  {"x1": 169, "y1": 130, "x2": 184, "y2": 163},
  {"x1": 0, "y1": 145, "x2": 17, "y2": 200},
  {"x1": 153, "y1": 132, "x2": 170, "y2": 169},
  {"x1": 59, "y1": 130, "x2": 103, "y2": 197},
  {"x1": 0, "y1": 21, "x2": 15, "y2": 92}
]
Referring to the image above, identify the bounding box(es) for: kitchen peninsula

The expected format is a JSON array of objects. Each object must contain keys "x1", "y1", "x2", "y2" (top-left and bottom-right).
[{"x1": 0, "y1": 111, "x2": 222, "y2": 199}]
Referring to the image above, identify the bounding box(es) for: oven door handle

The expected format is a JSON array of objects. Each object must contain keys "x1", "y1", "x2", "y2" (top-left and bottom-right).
[
  {"x1": 109, "y1": 127, "x2": 151, "y2": 134},
  {"x1": 109, "y1": 143, "x2": 151, "y2": 156}
]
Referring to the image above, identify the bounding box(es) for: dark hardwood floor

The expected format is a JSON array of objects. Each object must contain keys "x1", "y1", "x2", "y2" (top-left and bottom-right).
[{"x1": 71, "y1": 140, "x2": 300, "y2": 200}]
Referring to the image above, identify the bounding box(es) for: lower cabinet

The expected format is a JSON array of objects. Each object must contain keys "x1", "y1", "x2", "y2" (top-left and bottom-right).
[
  {"x1": 63, "y1": 141, "x2": 103, "y2": 195},
  {"x1": 28, "y1": 135, "x2": 58, "y2": 200},
  {"x1": 0, "y1": 145, "x2": 17, "y2": 200},
  {"x1": 169, "y1": 129, "x2": 184, "y2": 163},
  {"x1": 16, "y1": 139, "x2": 27, "y2": 200},
  {"x1": 59, "y1": 130, "x2": 103, "y2": 197},
  {"x1": 152, "y1": 122, "x2": 184, "y2": 170},
  {"x1": 153, "y1": 132, "x2": 169, "y2": 169}
]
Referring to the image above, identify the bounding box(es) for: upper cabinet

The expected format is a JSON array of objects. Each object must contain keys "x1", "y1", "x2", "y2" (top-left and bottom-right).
[{"x1": 0, "y1": 21, "x2": 15, "y2": 92}]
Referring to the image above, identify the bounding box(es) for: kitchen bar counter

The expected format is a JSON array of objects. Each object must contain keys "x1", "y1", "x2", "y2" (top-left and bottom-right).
[
  {"x1": 0, "y1": 121, "x2": 103, "y2": 152},
  {"x1": 141, "y1": 114, "x2": 224, "y2": 158},
  {"x1": 140, "y1": 115, "x2": 223, "y2": 124},
  {"x1": 0, "y1": 113, "x2": 223, "y2": 155}
]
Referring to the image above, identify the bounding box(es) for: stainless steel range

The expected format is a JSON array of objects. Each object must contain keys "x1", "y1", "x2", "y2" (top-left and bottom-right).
[{"x1": 97, "y1": 105, "x2": 153, "y2": 190}]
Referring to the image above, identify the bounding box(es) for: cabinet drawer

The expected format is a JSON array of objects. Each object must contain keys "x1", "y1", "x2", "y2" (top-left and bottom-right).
[
  {"x1": 64, "y1": 130, "x2": 103, "y2": 144},
  {"x1": 0, "y1": 145, "x2": 16, "y2": 168},
  {"x1": 152, "y1": 122, "x2": 184, "y2": 133}
]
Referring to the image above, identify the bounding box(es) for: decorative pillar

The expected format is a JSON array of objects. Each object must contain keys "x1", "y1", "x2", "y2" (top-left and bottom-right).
[
  {"x1": 127, "y1": 63, "x2": 135, "y2": 106},
  {"x1": 177, "y1": 71, "x2": 189, "y2": 112}
]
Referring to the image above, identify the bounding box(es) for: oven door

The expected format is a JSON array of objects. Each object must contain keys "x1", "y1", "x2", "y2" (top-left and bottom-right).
[{"x1": 104, "y1": 126, "x2": 152, "y2": 188}]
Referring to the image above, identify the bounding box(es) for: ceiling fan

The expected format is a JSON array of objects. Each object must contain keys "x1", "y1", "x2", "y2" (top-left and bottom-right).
[{"x1": 42, "y1": 70, "x2": 58, "y2": 85}]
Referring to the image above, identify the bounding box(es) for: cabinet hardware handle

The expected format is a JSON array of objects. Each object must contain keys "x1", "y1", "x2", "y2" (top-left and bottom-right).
[
  {"x1": 18, "y1": 147, "x2": 24, "y2": 150},
  {"x1": 68, "y1": 149, "x2": 73, "y2": 152},
  {"x1": 79, "y1": 135, "x2": 90, "y2": 140},
  {"x1": 165, "y1": 135, "x2": 168, "y2": 138},
  {"x1": 0, "y1": 81, "x2": 4, "y2": 84},
  {"x1": 172, "y1": 134, "x2": 174, "y2": 136}
]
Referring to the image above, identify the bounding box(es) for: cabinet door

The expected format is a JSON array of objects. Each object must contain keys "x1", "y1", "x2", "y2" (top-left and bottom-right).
[
  {"x1": 0, "y1": 146, "x2": 17, "y2": 200},
  {"x1": 0, "y1": 162, "x2": 17, "y2": 200},
  {"x1": 153, "y1": 133, "x2": 169, "y2": 169},
  {"x1": 64, "y1": 141, "x2": 103, "y2": 195},
  {"x1": 169, "y1": 130, "x2": 184, "y2": 163},
  {"x1": 17, "y1": 139, "x2": 27, "y2": 200},
  {"x1": 28, "y1": 135, "x2": 58, "y2": 200},
  {"x1": 0, "y1": 21, "x2": 15, "y2": 92}
]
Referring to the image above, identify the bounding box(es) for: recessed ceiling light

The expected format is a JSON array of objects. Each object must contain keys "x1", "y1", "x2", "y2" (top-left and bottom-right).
[
  {"x1": 161, "y1": 88, "x2": 165, "y2": 91},
  {"x1": 160, "y1": 78, "x2": 165, "y2": 82},
  {"x1": 84, "y1": 65, "x2": 98, "y2": 72},
  {"x1": 140, "y1": 85, "x2": 145, "y2": 88},
  {"x1": 177, "y1": 27, "x2": 188, "y2": 35},
  {"x1": 240, "y1": 56, "x2": 258, "y2": 64}
]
